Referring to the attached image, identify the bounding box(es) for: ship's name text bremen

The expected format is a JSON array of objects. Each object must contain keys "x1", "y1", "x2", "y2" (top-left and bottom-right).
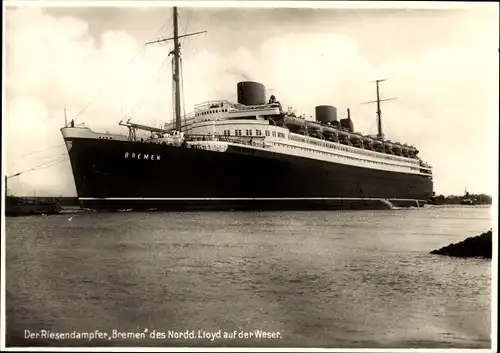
[{"x1": 124, "y1": 152, "x2": 161, "y2": 160}]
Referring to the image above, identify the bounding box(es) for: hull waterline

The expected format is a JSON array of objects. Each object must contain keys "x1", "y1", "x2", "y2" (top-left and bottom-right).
[{"x1": 63, "y1": 135, "x2": 433, "y2": 212}]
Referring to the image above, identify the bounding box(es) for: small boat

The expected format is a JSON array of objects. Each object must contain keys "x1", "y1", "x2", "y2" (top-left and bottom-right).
[{"x1": 5, "y1": 196, "x2": 62, "y2": 216}]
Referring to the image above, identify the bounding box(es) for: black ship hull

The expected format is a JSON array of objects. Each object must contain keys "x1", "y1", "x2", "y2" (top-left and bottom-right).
[{"x1": 64, "y1": 136, "x2": 433, "y2": 211}]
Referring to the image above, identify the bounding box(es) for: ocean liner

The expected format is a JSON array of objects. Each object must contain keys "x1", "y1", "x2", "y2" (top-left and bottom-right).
[{"x1": 61, "y1": 7, "x2": 434, "y2": 211}]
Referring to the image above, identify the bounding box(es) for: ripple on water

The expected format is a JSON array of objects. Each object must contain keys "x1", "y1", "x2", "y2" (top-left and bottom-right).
[{"x1": 5, "y1": 207, "x2": 492, "y2": 348}]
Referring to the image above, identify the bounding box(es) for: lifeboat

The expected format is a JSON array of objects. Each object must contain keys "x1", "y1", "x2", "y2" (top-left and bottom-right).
[
  {"x1": 337, "y1": 129, "x2": 350, "y2": 139},
  {"x1": 322, "y1": 126, "x2": 338, "y2": 137},
  {"x1": 338, "y1": 133, "x2": 352, "y2": 145},
  {"x1": 283, "y1": 115, "x2": 306, "y2": 133},
  {"x1": 372, "y1": 139, "x2": 384, "y2": 152},
  {"x1": 349, "y1": 134, "x2": 364, "y2": 148},
  {"x1": 392, "y1": 143, "x2": 406, "y2": 156},
  {"x1": 363, "y1": 136, "x2": 374, "y2": 144},
  {"x1": 392, "y1": 144, "x2": 403, "y2": 156},
  {"x1": 400, "y1": 144, "x2": 409, "y2": 157},
  {"x1": 328, "y1": 134, "x2": 340, "y2": 143},
  {"x1": 306, "y1": 121, "x2": 322, "y2": 131},
  {"x1": 361, "y1": 136, "x2": 374, "y2": 150},
  {"x1": 384, "y1": 141, "x2": 394, "y2": 153},
  {"x1": 322, "y1": 127, "x2": 339, "y2": 142},
  {"x1": 363, "y1": 136, "x2": 375, "y2": 150},
  {"x1": 322, "y1": 126, "x2": 339, "y2": 142},
  {"x1": 283, "y1": 115, "x2": 305, "y2": 127}
]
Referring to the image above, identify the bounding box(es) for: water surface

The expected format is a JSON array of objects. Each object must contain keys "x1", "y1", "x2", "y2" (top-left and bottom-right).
[{"x1": 5, "y1": 206, "x2": 493, "y2": 348}]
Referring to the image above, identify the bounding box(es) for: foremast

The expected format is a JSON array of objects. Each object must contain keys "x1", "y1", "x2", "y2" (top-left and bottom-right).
[
  {"x1": 172, "y1": 7, "x2": 182, "y2": 132},
  {"x1": 145, "y1": 7, "x2": 206, "y2": 132}
]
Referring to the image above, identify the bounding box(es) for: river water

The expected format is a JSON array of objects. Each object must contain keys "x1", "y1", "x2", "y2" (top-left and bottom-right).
[{"x1": 4, "y1": 205, "x2": 493, "y2": 349}]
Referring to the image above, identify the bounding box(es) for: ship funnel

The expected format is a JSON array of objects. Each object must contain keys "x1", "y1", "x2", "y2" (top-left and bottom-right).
[
  {"x1": 340, "y1": 118, "x2": 354, "y2": 133},
  {"x1": 315, "y1": 105, "x2": 337, "y2": 124},
  {"x1": 237, "y1": 81, "x2": 266, "y2": 106}
]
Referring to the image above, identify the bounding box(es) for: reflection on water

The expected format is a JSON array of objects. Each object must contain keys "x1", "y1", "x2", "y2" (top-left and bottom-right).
[{"x1": 5, "y1": 206, "x2": 492, "y2": 348}]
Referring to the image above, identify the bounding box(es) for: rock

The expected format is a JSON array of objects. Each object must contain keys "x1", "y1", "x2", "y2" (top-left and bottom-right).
[{"x1": 430, "y1": 229, "x2": 492, "y2": 259}]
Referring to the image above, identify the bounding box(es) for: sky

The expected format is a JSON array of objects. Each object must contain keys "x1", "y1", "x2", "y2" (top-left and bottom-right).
[{"x1": 3, "y1": 1, "x2": 499, "y2": 197}]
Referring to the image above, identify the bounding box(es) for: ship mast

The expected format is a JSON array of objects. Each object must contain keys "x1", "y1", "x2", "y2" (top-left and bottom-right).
[
  {"x1": 172, "y1": 7, "x2": 181, "y2": 131},
  {"x1": 362, "y1": 79, "x2": 396, "y2": 139},
  {"x1": 145, "y1": 7, "x2": 206, "y2": 132}
]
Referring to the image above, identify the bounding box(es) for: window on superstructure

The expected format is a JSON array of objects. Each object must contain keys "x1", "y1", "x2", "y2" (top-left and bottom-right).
[
  {"x1": 272, "y1": 131, "x2": 276, "y2": 137},
  {"x1": 265, "y1": 130, "x2": 270, "y2": 136}
]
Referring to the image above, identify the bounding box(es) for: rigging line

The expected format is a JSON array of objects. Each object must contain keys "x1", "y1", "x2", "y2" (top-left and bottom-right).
[
  {"x1": 36, "y1": 156, "x2": 68, "y2": 170},
  {"x1": 10, "y1": 152, "x2": 64, "y2": 166},
  {"x1": 11, "y1": 144, "x2": 65, "y2": 159},
  {"x1": 7, "y1": 154, "x2": 68, "y2": 179},
  {"x1": 182, "y1": 10, "x2": 192, "y2": 44},
  {"x1": 73, "y1": 50, "x2": 144, "y2": 121},
  {"x1": 73, "y1": 22, "x2": 167, "y2": 122},
  {"x1": 16, "y1": 151, "x2": 68, "y2": 169},
  {"x1": 125, "y1": 22, "x2": 171, "y2": 119},
  {"x1": 150, "y1": 57, "x2": 172, "y2": 123},
  {"x1": 29, "y1": 153, "x2": 68, "y2": 169},
  {"x1": 155, "y1": 23, "x2": 166, "y2": 38},
  {"x1": 127, "y1": 55, "x2": 171, "y2": 118},
  {"x1": 27, "y1": 157, "x2": 68, "y2": 174},
  {"x1": 180, "y1": 56, "x2": 187, "y2": 128}
]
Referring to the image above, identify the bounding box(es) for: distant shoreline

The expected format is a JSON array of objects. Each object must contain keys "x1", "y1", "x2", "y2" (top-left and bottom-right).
[
  {"x1": 5, "y1": 196, "x2": 493, "y2": 208},
  {"x1": 429, "y1": 194, "x2": 492, "y2": 206},
  {"x1": 435, "y1": 202, "x2": 492, "y2": 206},
  {"x1": 6, "y1": 196, "x2": 80, "y2": 207}
]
